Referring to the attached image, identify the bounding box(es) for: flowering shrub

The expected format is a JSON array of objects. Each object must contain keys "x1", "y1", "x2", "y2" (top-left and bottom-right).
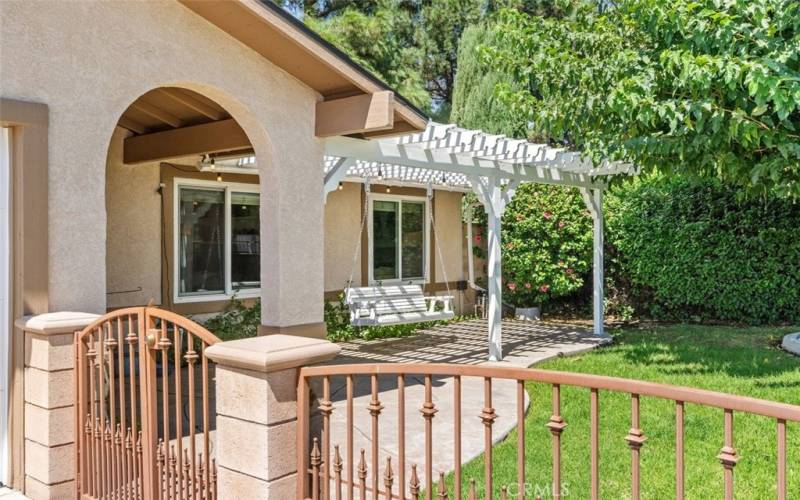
[{"x1": 473, "y1": 184, "x2": 593, "y2": 308}]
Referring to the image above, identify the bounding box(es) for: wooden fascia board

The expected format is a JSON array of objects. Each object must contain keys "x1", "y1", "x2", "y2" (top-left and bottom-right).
[
  {"x1": 177, "y1": 0, "x2": 427, "y2": 133},
  {"x1": 123, "y1": 119, "x2": 250, "y2": 164},
  {"x1": 316, "y1": 91, "x2": 394, "y2": 137}
]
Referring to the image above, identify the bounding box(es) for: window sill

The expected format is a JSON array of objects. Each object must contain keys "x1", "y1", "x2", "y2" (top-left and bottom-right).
[{"x1": 174, "y1": 289, "x2": 261, "y2": 304}]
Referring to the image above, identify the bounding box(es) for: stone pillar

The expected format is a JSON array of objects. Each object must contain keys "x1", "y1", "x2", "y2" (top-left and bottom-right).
[
  {"x1": 205, "y1": 334, "x2": 340, "y2": 499},
  {"x1": 15, "y1": 312, "x2": 99, "y2": 500}
]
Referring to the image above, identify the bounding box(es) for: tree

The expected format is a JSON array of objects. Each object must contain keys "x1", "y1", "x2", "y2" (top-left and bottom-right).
[
  {"x1": 415, "y1": 0, "x2": 486, "y2": 115},
  {"x1": 482, "y1": 0, "x2": 800, "y2": 196},
  {"x1": 305, "y1": 3, "x2": 431, "y2": 111},
  {"x1": 296, "y1": 0, "x2": 589, "y2": 118}
]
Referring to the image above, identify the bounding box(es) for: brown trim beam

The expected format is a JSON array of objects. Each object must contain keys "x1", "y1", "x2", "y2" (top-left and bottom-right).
[
  {"x1": 315, "y1": 92, "x2": 394, "y2": 137},
  {"x1": 123, "y1": 118, "x2": 250, "y2": 164},
  {"x1": 177, "y1": 0, "x2": 428, "y2": 135}
]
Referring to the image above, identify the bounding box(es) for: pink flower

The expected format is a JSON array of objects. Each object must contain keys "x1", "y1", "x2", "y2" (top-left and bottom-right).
[
  {"x1": 566, "y1": 268, "x2": 574, "y2": 275},
  {"x1": 524, "y1": 283, "x2": 532, "y2": 289},
  {"x1": 558, "y1": 220, "x2": 565, "y2": 229},
  {"x1": 507, "y1": 282, "x2": 517, "y2": 291},
  {"x1": 474, "y1": 235, "x2": 482, "y2": 243},
  {"x1": 506, "y1": 242, "x2": 515, "y2": 249},
  {"x1": 543, "y1": 211, "x2": 553, "y2": 219},
  {"x1": 539, "y1": 284, "x2": 550, "y2": 293}
]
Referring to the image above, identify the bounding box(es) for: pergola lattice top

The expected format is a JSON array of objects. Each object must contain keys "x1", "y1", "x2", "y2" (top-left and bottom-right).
[{"x1": 324, "y1": 122, "x2": 634, "y2": 192}]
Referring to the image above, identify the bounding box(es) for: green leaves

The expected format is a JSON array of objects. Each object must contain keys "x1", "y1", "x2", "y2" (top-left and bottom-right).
[
  {"x1": 473, "y1": 183, "x2": 594, "y2": 307},
  {"x1": 605, "y1": 176, "x2": 800, "y2": 324},
  {"x1": 481, "y1": 0, "x2": 800, "y2": 197}
]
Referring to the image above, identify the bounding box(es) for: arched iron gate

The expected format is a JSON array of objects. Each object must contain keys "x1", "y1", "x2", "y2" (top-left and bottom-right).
[{"x1": 74, "y1": 307, "x2": 220, "y2": 499}]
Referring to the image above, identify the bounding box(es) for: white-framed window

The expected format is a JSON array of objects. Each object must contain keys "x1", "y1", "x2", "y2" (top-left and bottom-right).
[
  {"x1": 173, "y1": 178, "x2": 260, "y2": 303},
  {"x1": 368, "y1": 194, "x2": 429, "y2": 284}
]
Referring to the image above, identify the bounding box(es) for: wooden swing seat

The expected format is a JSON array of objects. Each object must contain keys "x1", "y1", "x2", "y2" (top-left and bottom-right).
[{"x1": 346, "y1": 284, "x2": 454, "y2": 327}]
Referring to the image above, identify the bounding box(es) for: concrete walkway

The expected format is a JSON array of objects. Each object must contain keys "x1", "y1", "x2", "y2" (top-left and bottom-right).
[{"x1": 315, "y1": 319, "x2": 610, "y2": 495}]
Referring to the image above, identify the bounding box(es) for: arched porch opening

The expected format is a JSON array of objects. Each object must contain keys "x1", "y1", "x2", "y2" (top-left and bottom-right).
[{"x1": 105, "y1": 86, "x2": 267, "y2": 319}]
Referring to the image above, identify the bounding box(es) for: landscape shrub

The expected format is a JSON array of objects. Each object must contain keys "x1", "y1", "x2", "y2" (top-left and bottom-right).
[
  {"x1": 472, "y1": 183, "x2": 594, "y2": 308},
  {"x1": 203, "y1": 295, "x2": 450, "y2": 343},
  {"x1": 471, "y1": 175, "x2": 800, "y2": 325},
  {"x1": 606, "y1": 176, "x2": 800, "y2": 324}
]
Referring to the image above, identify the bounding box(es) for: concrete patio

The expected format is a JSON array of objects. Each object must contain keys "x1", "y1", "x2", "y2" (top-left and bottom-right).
[{"x1": 315, "y1": 319, "x2": 610, "y2": 495}]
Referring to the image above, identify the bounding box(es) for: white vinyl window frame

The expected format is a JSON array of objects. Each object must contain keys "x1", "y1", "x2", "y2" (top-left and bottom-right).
[
  {"x1": 368, "y1": 193, "x2": 430, "y2": 285},
  {"x1": 173, "y1": 178, "x2": 261, "y2": 304},
  {"x1": 0, "y1": 127, "x2": 10, "y2": 482}
]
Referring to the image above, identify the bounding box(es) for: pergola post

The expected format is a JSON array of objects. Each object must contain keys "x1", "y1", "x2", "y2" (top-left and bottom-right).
[
  {"x1": 581, "y1": 187, "x2": 605, "y2": 336},
  {"x1": 471, "y1": 176, "x2": 518, "y2": 361},
  {"x1": 486, "y1": 195, "x2": 503, "y2": 361}
]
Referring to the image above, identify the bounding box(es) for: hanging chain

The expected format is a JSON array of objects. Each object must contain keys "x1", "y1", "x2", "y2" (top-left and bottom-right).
[{"x1": 346, "y1": 177, "x2": 371, "y2": 293}]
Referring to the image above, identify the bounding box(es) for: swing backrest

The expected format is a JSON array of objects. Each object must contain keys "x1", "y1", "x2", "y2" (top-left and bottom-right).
[{"x1": 346, "y1": 285, "x2": 428, "y2": 315}]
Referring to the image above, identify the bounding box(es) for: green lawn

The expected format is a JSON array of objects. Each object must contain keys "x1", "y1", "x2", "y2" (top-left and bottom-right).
[{"x1": 447, "y1": 325, "x2": 800, "y2": 499}]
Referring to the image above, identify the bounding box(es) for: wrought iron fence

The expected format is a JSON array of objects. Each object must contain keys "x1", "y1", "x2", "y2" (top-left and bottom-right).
[{"x1": 297, "y1": 363, "x2": 800, "y2": 500}]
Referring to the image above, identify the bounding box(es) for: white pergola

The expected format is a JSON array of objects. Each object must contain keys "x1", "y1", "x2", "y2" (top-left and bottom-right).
[{"x1": 324, "y1": 122, "x2": 634, "y2": 361}]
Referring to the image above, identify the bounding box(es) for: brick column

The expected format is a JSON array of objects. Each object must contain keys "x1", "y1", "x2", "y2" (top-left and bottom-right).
[
  {"x1": 205, "y1": 334, "x2": 340, "y2": 498},
  {"x1": 15, "y1": 312, "x2": 99, "y2": 500}
]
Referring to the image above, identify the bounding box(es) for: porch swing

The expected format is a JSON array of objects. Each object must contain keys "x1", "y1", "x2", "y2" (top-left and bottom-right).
[{"x1": 344, "y1": 177, "x2": 455, "y2": 327}]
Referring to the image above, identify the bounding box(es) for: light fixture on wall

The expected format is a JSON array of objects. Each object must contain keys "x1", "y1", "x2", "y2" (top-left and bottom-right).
[
  {"x1": 338, "y1": 182, "x2": 344, "y2": 190},
  {"x1": 216, "y1": 173, "x2": 223, "y2": 182},
  {"x1": 203, "y1": 154, "x2": 216, "y2": 170},
  {"x1": 386, "y1": 186, "x2": 391, "y2": 193},
  {"x1": 377, "y1": 166, "x2": 384, "y2": 180}
]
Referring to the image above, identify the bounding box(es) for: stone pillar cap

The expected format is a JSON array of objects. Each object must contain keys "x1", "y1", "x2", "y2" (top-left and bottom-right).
[
  {"x1": 205, "y1": 334, "x2": 341, "y2": 373},
  {"x1": 15, "y1": 311, "x2": 101, "y2": 335}
]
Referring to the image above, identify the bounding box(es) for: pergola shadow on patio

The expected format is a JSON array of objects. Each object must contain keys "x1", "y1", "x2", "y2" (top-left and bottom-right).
[
  {"x1": 310, "y1": 319, "x2": 611, "y2": 494},
  {"x1": 328, "y1": 318, "x2": 609, "y2": 367}
]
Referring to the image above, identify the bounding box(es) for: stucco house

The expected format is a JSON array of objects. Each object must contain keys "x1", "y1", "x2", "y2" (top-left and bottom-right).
[{"x1": 1, "y1": 0, "x2": 480, "y2": 491}]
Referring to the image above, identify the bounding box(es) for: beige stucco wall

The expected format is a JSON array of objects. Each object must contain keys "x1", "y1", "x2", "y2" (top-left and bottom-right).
[
  {"x1": 0, "y1": 0, "x2": 325, "y2": 326},
  {"x1": 105, "y1": 127, "x2": 162, "y2": 309},
  {"x1": 433, "y1": 191, "x2": 465, "y2": 284},
  {"x1": 107, "y1": 177, "x2": 467, "y2": 309},
  {"x1": 324, "y1": 182, "x2": 363, "y2": 292}
]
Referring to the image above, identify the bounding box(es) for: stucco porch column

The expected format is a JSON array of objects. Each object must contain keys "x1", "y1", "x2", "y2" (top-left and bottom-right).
[
  {"x1": 256, "y1": 138, "x2": 328, "y2": 339},
  {"x1": 205, "y1": 334, "x2": 340, "y2": 498}
]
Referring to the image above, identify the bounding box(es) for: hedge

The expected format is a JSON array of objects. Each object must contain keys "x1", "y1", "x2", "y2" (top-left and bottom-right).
[{"x1": 605, "y1": 176, "x2": 800, "y2": 324}]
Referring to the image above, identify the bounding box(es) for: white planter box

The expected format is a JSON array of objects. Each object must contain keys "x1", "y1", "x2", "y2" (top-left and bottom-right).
[
  {"x1": 782, "y1": 332, "x2": 800, "y2": 356},
  {"x1": 515, "y1": 307, "x2": 540, "y2": 321}
]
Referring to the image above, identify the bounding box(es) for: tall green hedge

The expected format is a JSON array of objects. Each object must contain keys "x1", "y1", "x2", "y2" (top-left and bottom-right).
[{"x1": 605, "y1": 176, "x2": 800, "y2": 324}]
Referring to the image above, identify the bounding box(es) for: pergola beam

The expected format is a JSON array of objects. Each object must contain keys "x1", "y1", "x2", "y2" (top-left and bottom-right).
[
  {"x1": 326, "y1": 136, "x2": 600, "y2": 189},
  {"x1": 323, "y1": 157, "x2": 355, "y2": 201}
]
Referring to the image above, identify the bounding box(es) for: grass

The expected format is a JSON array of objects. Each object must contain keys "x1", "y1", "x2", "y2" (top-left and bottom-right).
[{"x1": 446, "y1": 324, "x2": 800, "y2": 499}]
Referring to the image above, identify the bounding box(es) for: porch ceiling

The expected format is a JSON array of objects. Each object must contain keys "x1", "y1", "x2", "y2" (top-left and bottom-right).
[{"x1": 117, "y1": 87, "x2": 231, "y2": 136}]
